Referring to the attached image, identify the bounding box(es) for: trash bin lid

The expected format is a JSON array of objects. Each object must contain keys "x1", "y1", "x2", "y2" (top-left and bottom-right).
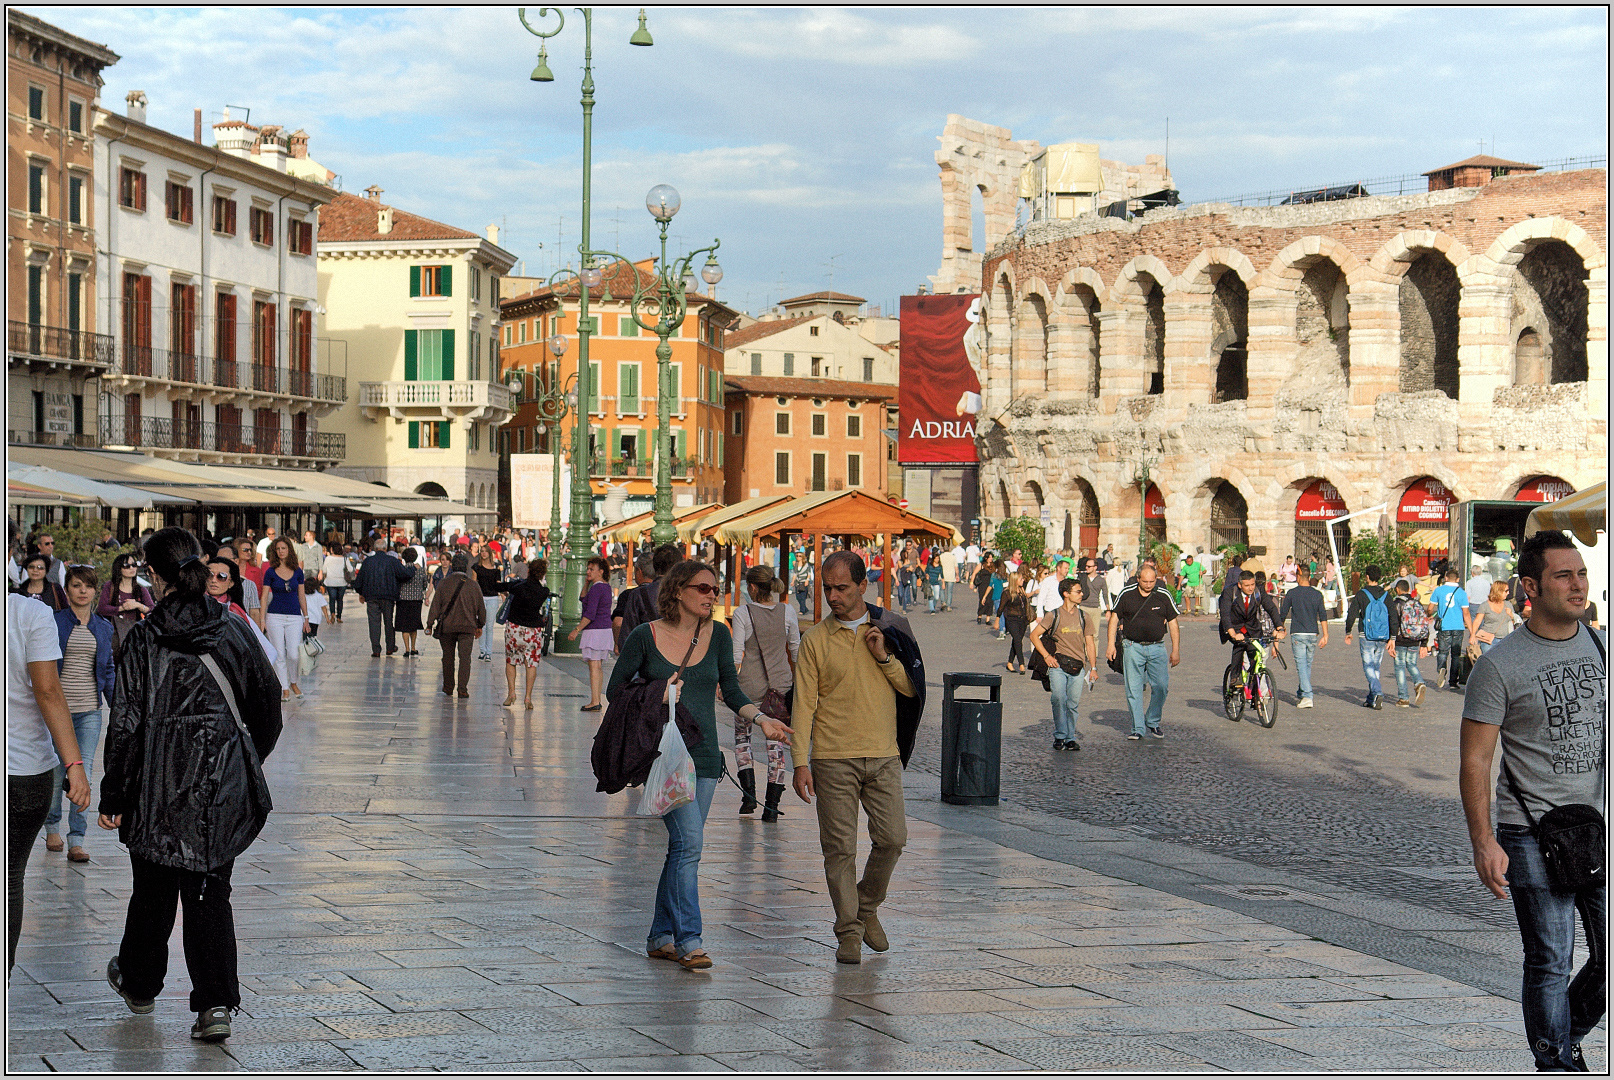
[{"x1": 943, "y1": 671, "x2": 1002, "y2": 688}]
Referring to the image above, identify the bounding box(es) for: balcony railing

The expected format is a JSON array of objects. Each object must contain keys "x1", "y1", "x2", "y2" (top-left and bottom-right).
[
  {"x1": 112, "y1": 344, "x2": 346, "y2": 403},
  {"x1": 98, "y1": 414, "x2": 345, "y2": 460},
  {"x1": 587, "y1": 455, "x2": 704, "y2": 479},
  {"x1": 359, "y1": 380, "x2": 514, "y2": 412},
  {"x1": 8, "y1": 429, "x2": 99, "y2": 448},
  {"x1": 8, "y1": 321, "x2": 115, "y2": 369}
]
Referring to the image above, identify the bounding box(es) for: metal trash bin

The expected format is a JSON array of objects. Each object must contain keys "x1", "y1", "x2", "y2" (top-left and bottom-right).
[{"x1": 940, "y1": 672, "x2": 1002, "y2": 806}]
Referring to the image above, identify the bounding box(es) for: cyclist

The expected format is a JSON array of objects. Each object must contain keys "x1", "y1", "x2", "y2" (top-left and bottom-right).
[{"x1": 1220, "y1": 569, "x2": 1285, "y2": 678}]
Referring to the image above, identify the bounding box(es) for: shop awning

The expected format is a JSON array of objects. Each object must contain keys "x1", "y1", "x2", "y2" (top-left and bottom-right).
[
  {"x1": 677, "y1": 495, "x2": 793, "y2": 544},
  {"x1": 598, "y1": 504, "x2": 721, "y2": 544},
  {"x1": 1525, "y1": 481, "x2": 1606, "y2": 546},
  {"x1": 6, "y1": 463, "x2": 189, "y2": 509},
  {"x1": 8, "y1": 480, "x2": 81, "y2": 506},
  {"x1": 1398, "y1": 528, "x2": 1450, "y2": 552},
  {"x1": 715, "y1": 489, "x2": 962, "y2": 549}
]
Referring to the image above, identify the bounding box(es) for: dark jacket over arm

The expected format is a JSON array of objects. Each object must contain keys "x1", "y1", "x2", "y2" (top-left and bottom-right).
[{"x1": 867, "y1": 603, "x2": 925, "y2": 768}]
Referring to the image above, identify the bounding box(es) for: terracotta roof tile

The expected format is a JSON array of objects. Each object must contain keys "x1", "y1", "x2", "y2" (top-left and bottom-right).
[
  {"x1": 723, "y1": 374, "x2": 894, "y2": 401},
  {"x1": 780, "y1": 290, "x2": 865, "y2": 306},
  {"x1": 724, "y1": 316, "x2": 815, "y2": 350},
  {"x1": 318, "y1": 191, "x2": 481, "y2": 243},
  {"x1": 1423, "y1": 154, "x2": 1541, "y2": 175}
]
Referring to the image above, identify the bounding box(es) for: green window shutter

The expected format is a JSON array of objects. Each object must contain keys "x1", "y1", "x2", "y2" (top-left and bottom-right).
[
  {"x1": 674, "y1": 427, "x2": 686, "y2": 461},
  {"x1": 410, "y1": 266, "x2": 420, "y2": 297},
  {"x1": 611, "y1": 427, "x2": 623, "y2": 463},
  {"x1": 437, "y1": 420, "x2": 451, "y2": 447},
  {"x1": 620, "y1": 364, "x2": 638, "y2": 412},
  {"x1": 441, "y1": 329, "x2": 455, "y2": 380},
  {"x1": 440, "y1": 264, "x2": 452, "y2": 296},
  {"x1": 408, "y1": 421, "x2": 419, "y2": 448},
  {"x1": 717, "y1": 430, "x2": 724, "y2": 467},
  {"x1": 588, "y1": 362, "x2": 600, "y2": 414},
  {"x1": 619, "y1": 316, "x2": 638, "y2": 337},
  {"x1": 404, "y1": 329, "x2": 418, "y2": 380}
]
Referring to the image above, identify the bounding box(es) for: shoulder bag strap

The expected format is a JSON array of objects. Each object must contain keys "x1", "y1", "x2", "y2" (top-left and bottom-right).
[{"x1": 198, "y1": 653, "x2": 251, "y2": 739}]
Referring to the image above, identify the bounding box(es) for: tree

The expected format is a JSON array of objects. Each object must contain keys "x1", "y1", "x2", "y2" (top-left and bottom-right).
[
  {"x1": 1346, "y1": 530, "x2": 1418, "y2": 591},
  {"x1": 990, "y1": 516, "x2": 1046, "y2": 566}
]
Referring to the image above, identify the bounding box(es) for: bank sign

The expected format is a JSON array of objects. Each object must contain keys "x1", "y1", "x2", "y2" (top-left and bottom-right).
[{"x1": 898, "y1": 293, "x2": 982, "y2": 466}]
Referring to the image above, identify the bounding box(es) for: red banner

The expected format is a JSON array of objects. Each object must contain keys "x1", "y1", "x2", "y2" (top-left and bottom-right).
[
  {"x1": 1295, "y1": 480, "x2": 1347, "y2": 521},
  {"x1": 1144, "y1": 483, "x2": 1166, "y2": 521},
  {"x1": 1515, "y1": 476, "x2": 1574, "y2": 503},
  {"x1": 898, "y1": 294, "x2": 981, "y2": 465},
  {"x1": 1397, "y1": 476, "x2": 1454, "y2": 523}
]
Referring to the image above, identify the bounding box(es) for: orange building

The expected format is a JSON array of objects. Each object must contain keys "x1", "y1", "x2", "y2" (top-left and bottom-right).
[
  {"x1": 499, "y1": 260, "x2": 735, "y2": 516},
  {"x1": 722, "y1": 375, "x2": 892, "y2": 504}
]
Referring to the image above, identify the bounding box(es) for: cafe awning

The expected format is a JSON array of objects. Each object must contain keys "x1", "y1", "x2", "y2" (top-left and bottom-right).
[
  {"x1": 6, "y1": 462, "x2": 190, "y2": 509},
  {"x1": 597, "y1": 504, "x2": 721, "y2": 544},
  {"x1": 1525, "y1": 481, "x2": 1606, "y2": 546},
  {"x1": 715, "y1": 489, "x2": 962, "y2": 549},
  {"x1": 677, "y1": 495, "x2": 793, "y2": 544}
]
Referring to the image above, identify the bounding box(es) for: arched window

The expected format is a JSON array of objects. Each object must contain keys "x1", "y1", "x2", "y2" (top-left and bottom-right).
[
  {"x1": 1143, "y1": 278, "x2": 1165, "y2": 395},
  {"x1": 1295, "y1": 260, "x2": 1349, "y2": 385},
  {"x1": 1398, "y1": 253, "x2": 1460, "y2": 398},
  {"x1": 1209, "y1": 482, "x2": 1248, "y2": 551},
  {"x1": 1513, "y1": 240, "x2": 1589, "y2": 384},
  {"x1": 1210, "y1": 270, "x2": 1249, "y2": 402}
]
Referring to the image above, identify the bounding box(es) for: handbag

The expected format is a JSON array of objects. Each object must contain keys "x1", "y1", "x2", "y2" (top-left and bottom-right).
[
  {"x1": 495, "y1": 591, "x2": 512, "y2": 625},
  {"x1": 302, "y1": 632, "x2": 324, "y2": 657},
  {"x1": 746, "y1": 606, "x2": 792, "y2": 724},
  {"x1": 1108, "y1": 600, "x2": 1140, "y2": 675}
]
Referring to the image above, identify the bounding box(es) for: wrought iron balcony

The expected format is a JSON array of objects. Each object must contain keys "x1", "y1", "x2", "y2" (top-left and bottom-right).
[
  {"x1": 98, "y1": 414, "x2": 344, "y2": 461},
  {"x1": 8, "y1": 429, "x2": 99, "y2": 449},
  {"x1": 107, "y1": 345, "x2": 346, "y2": 404},
  {"x1": 586, "y1": 455, "x2": 704, "y2": 479},
  {"x1": 8, "y1": 320, "x2": 115, "y2": 371},
  {"x1": 358, "y1": 380, "x2": 515, "y2": 423}
]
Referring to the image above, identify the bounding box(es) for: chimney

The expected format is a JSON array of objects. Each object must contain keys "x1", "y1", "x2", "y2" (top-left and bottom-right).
[
  {"x1": 364, "y1": 185, "x2": 383, "y2": 203},
  {"x1": 486, "y1": 224, "x2": 500, "y2": 245},
  {"x1": 126, "y1": 91, "x2": 147, "y2": 123},
  {"x1": 194, "y1": 108, "x2": 202, "y2": 144},
  {"x1": 377, "y1": 208, "x2": 393, "y2": 235}
]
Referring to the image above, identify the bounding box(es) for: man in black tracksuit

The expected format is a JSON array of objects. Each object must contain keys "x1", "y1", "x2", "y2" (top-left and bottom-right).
[{"x1": 352, "y1": 539, "x2": 416, "y2": 657}]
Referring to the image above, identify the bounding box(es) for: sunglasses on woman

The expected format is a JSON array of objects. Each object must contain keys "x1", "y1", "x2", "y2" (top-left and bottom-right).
[{"x1": 682, "y1": 582, "x2": 717, "y2": 596}]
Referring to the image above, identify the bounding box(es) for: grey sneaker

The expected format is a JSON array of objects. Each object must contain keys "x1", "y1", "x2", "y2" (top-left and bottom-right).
[
  {"x1": 106, "y1": 957, "x2": 154, "y2": 1014},
  {"x1": 191, "y1": 1006, "x2": 232, "y2": 1042}
]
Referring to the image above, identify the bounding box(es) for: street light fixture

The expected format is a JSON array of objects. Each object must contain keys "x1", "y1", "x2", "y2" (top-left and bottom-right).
[{"x1": 520, "y1": 3, "x2": 652, "y2": 651}]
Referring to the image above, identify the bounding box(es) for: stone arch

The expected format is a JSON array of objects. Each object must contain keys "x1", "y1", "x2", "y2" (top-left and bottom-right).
[
  {"x1": 1111, "y1": 254, "x2": 1176, "y2": 301},
  {"x1": 1283, "y1": 474, "x2": 1355, "y2": 568},
  {"x1": 1115, "y1": 257, "x2": 1171, "y2": 396},
  {"x1": 1501, "y1": 470, "x2": 1581, "y2": 502},
  {"x1": 1265, "y1": 235, "x2": 1372, "y2": 291},
  {"x1": 1013, "y1": 281, "x2": 1052, "y2": 399},
  {"x1": 1481, "y1": 216, "x2": 1607, "y2": 276},
  {"x1": 1210, "y1": 271, "x2": 1250, "y2": 402},
  {"x1": 1369, "y1": 230, "x2": 1476, "y2": 281},
  {"x1": 1178, "y1": 247, "x2": 1259, "y2": 295},
  {"x1": 1392, "y1": 247, "x2": 1462, "y2": 398},
  {"x1": 1066, "y1": 475, "x2": 1101, "y2": 556},
  {"x1": 1384, "y1": 466, "x2": 1468, "y2": 508},
  {"x1": 1513, "y1": 327, "x2": 1547, "y2": 384},
  {"x1": 415, "y1": 481, "x2": 449, "y2": 498},
  {"x1": 1510, "y1": 240, "x2": 1590, "y2": 384},
  {"x1": 997, "y1": 477, "x2": 1014, "y2": 518},
  {"x1": 1055, "y1": 267, "x2": 1106, "y2": 397}
]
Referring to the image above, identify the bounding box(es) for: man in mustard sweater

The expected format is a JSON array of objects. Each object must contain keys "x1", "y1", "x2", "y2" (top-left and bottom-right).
[{"x1": 792, "y1": 550, "x2": 917, "y2": 964}]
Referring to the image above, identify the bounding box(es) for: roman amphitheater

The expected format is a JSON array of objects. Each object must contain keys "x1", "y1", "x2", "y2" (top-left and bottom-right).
[{"x1": 934, "y1": 116, "x2": 1607, "y2": 564}]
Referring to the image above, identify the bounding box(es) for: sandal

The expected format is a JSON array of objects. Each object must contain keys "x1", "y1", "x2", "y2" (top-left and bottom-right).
[
  {"x1": 647, "y1": 944, "x2": 678, "y2": 961},
  {"x1": 45, "y1": 834, "x2": 64, "y2": 853},
  {"x1": 524, "y1": 699, "x2": 534, "y2": 709},
  {"x1": 502, "y1": 694, "x2": 516, "y2": 707},
  {"x1": 677, "y1": 949, "x2": 713, "y2": 970}
]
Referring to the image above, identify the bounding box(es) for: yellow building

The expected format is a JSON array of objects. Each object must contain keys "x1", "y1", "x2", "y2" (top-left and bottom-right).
[
  {"x1": 499, "y1": 260, "x2": 735, "y2": 519},
  {"x1": 318, "y1": 188, "x2": 516, "y2": 527}
]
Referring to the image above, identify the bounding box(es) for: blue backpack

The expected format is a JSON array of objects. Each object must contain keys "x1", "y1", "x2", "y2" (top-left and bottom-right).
[{"x1": 1360, "y1": 588, "x2": 1390, "y2": 640}]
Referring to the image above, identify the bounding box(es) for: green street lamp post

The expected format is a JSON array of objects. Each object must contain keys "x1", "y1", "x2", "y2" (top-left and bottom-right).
[
  {"x1": 520, "y1": 4, "x2": 652, "y2": 650},
  {"x1": 528, "y1": 339, "x2": 576, "y2": 571}
]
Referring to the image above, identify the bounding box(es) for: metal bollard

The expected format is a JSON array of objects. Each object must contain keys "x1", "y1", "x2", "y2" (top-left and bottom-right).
[{"x1": 940, "y1": 672, "x2": 1002, "y2": 806}]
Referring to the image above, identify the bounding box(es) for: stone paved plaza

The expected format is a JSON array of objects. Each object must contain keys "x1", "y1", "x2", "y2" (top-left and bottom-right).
[{"x1": 8, "y1": 594, "x2": 1605, "y2": 1072}]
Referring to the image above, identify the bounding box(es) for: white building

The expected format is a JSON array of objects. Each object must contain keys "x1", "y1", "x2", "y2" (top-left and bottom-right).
[{"x1": 94, "y1": 95, "x2": 342, "y2": 466}]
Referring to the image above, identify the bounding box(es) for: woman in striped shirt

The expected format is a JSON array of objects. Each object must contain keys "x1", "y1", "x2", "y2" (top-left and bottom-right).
[{"x1": 45, "y1": 565, "x2": 115, "y2": 863}]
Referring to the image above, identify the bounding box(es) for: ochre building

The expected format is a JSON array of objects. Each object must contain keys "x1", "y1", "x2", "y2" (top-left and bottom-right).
[{"x1": 970, "y1": 165, "x2": 1606, "y2": 563}]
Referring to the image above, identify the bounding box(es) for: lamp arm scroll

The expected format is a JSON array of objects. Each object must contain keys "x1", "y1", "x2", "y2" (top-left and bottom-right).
[{"x1": 517, "y1": 7, "x2": 564, "y2": 39}]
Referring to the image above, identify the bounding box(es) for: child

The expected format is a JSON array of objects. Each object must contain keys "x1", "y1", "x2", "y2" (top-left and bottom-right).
[{"x1": 303, "y1": 579, "x2": 329, "y2": 636}]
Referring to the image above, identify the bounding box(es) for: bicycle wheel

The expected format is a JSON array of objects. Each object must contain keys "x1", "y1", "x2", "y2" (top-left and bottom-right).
[
  {"x1": 1223, "y1": 663, "x2": 1246, "y2": 722},
  {"x1": 1252, "y1": 671, "x2": 1278, "y2": 728}
]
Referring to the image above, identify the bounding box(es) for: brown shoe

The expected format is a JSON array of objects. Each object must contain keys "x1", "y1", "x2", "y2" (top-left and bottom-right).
[
  {"x1": 677, "y1": 949, "x2": 713, "y2": 970},
  {"x1": 1414, "y1": 683, "x2": 1426, "y2": 707},
  {"x1": 45, "y1": 834, "x2": 64, "y2": 853},
  {"x1": 836, "y1": 932, "x2": 863, "y2": 965},
  {"x1": 457, "y1": 689, "x2": 470, "y2": 698},
  {"x1": 68, "y1": 847, "x2": 89, "y2": 863},
  {"x1": 860, "y1": 911, "x2": 889, "y2": 952},
  {"x1": 647, "y1": 943, "x2": 678, "y2": 961}
]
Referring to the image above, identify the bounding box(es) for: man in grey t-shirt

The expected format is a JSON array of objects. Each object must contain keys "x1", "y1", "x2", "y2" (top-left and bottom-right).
[
  {"x1": 1277, "y1": 567, "x2": 1328, "y2": 708},
  {"x1": 1459, "y1": 531, "x2": 1606, "y2": 1073}
]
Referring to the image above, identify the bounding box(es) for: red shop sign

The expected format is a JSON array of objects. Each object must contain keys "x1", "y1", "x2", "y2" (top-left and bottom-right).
[
  {"x1": 1295, "y1": 480, "x2": 1348, "y2": 521},
  {"x1": 1515, "y1": 476, "x2": 1574, "y2": 503},
  {"x1": 1397, "y1": 476, "x2": 1454, "y2": 523},
  {"x1": 1144, "y1": 483, "x2": 1166, "y2": 521}
]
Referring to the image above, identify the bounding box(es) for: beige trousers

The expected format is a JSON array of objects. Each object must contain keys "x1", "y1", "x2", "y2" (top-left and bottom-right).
[{"x1": 811, "y1": 756, "x2": 907, "y2": 940}]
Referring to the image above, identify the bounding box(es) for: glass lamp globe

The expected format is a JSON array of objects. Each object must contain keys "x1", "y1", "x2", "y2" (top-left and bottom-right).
[
  {"x1": 547, "y1": 334, "x2": 568, "y2": 358},
  {"x1": 681, "y1": 272, "x2": 697, "y2": 294},
  {"x1": 580, "y1": 265, "x2": 603, "y2": 289},
  {"x1": 700, "y1": 259, "x2": 723, "y2": 285},
  {"x1": 646, "y1": 184, "x2": 680, "y2": 222}
]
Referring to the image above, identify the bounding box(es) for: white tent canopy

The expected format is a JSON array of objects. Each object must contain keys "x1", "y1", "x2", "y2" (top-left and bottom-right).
[
  {"x1": 6, "y1": 462, "x2": 189, "y2": 509},
  {"x1": 1525, "y1": 481, "x2": 1606, "y2": 547}
]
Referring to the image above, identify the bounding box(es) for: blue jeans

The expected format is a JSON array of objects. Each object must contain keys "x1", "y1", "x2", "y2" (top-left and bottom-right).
[
  {"x1": 45, "y1": 709, "x2": 103, "y2": 847},
  {"x1": 1289, "y1": 633, "x2": 1317, "y2": 700},
  {"x1": 1122, "y1": 639, "x2": 1169, "y2": 735},
  {"x1": 1435, "y1": 628, "x2": 1464, "y2": 683},
  {"x1": 795, "y1": 587, "x2": 809, "y2": 615},
  {"x1": 1497, "y1": 824, "x2": 1607, "y2": 1071},
  {"x1": 649, "y1": 776, "x2": 718, "y2": 956},
  {"x1": 927, "y1": 588, "x2": 938, "y2": 613},
  {"x1": 939, "y1": 582, "x2": 953, "y2": 609},
  {"x1": 1357, "y1": 638, "x2": 1387, "y2": 698},
  {"x1": 1047, "y1": 668, "x2": 1086, "y2": 741},
  {"x1": 1391, "y1": 646, "x2": 1425, "y2": 700}
]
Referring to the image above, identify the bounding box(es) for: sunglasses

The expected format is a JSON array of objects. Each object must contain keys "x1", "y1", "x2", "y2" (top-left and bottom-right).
[
  {"x1": 209, "y1": 570, "x2": 233, "y2": 582},
  {"x1": 682, "y1": 582, "x2": 717, "y2": 596}
]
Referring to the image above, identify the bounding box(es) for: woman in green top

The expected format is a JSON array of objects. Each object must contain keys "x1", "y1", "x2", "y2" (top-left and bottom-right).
[{"x1": 607, "y1": 560, "x2": 791, "y2": 971}]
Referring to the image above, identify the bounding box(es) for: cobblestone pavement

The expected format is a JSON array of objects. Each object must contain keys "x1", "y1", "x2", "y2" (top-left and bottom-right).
[{"x1": 8, "y1": 598, "x2": 1603, "y2": 1071}]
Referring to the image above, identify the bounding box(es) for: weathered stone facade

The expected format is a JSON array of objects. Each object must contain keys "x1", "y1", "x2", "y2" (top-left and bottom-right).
[{"x1": 964, "y1": 163, "x2": 1606, "y2": 559}]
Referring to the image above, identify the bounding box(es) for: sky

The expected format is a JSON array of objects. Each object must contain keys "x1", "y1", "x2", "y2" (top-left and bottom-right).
[{"x1": 34, "y1": 5, "x2": 1609, "y2": 317}]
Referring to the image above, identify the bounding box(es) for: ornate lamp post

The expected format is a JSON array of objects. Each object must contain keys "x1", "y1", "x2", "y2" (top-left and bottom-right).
[
  {"x1": 1131, "y1": 442, "x2": 1159, "y2": 571},
  {"x1": 520, "y1": 4, "x2": 651, "y2": 648}
]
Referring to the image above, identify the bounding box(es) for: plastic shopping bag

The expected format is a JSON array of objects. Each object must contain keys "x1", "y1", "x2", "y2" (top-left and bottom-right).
[{"x1": 637, "y1": 687, "x2": 695, "y2": 816}]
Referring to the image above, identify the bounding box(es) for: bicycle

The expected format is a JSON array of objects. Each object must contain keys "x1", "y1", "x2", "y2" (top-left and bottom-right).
[{"x1": 1223, "y1": 635, "x2": 1287, "y2": 728}]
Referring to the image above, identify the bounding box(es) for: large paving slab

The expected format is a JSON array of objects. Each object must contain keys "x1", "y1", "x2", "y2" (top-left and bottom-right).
[{"x1": 8, "y1": 592, "x2": 1602, "y2": 1071}]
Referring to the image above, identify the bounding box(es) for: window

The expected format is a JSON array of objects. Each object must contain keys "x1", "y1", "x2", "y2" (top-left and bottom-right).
[
  {"x1": 28, "y1": 164, "x2": 44, "y2": 214},
  {"x1": 290, "y1": 308, "x2": 313, "y2": 373},
  {"x1": 405, "y1": 328, "x2": 455, "y2": 380},
  {"x1": 811, "y1": 413, "x2": 826, "y2": 437},
  {"x1": 811, "y1": 356, "x2": 823, "y2": 377},
  {"x1": 809, "y1": 325, "x2": 819, "y2": 337},
  {"x1": 782, "y1": 352, "x2": 794, "y2": 376},
  {"x1": 731, "y1": 410, "x2": 743, "y2": 435},
  {"x1": 619, "y1": 363, "x2": 640, "y2": 413},
  {"x1": 66, "y1": 273, "x2": 81, "y2": 333},
  {"x1": 811, "y1": 452, "x2": 827, "y2": 492},
  {"x1": 663, "y1": 362, "x2": 682, "y2": 412},
  {"x1": 492, "y1": 275, "x2": 500, "y2": 304},
  {"x1": 504, "y1": 324, "x2": 513, "y2": 346},
  {"x1": 68, "y1": 175, "x2": 83, "y2": 224},
  {"x1": 578, "y1": 315, "x2": 598, "y2": 335},
  {"x1": 252, "y1": 300, "x2": 277, "y2": 367},
  {"x1": 775, "y1": 411, "x2": 791, "y2": 435},
  {"x1": 215, "y1": 292, "x2": 237, "y2": 365},
  {"x1": 288, "y1": 219, "x2": 313, "y2": 255},
  {"x1": 249, "y1": 206, "x2": 274, "y2": 246},
  {"x1": 710, "y1": 368, "x2": 722, "y2": 402},
  {"x1": 165, "y1": 181, "x2": 194, "y2": 224},
  {"x1": 588, "y1": 362, "x2": 601, "y2": 414},
  {"x1": 863, "y1": 357, "x2": 874, "y2": 382},
  {"x1": 750, "y1": 352, "x2": 761, "y2": 375},
  {"x1": 775, "y1": 452, "x2": 790, "y2": 486},
  {"x1": 170, "y1": 282, "x2": 196, "y2": 358},
  {"x1": 28, "y1": 86, "x2": 44, "y2": 121},
  {"x1": 119, "y1": 167, "x2": 146, "y2": 211},
  {"x1": 68, "y1": 100, "x2": 83, "y2": 133},
  {"x1": 470, "y1": 266, "x2": 482, "y2": 301},
  {"x1": 469, "y1": 422, "x2": 480, "y2": 451},
  {"x1": 517, "y1": 320, "x2": 527, "y2": 344},
  {"x1": 410, "y1": 264, "x2": 451, "y2": 297},
  {"x1": 847, "y1": 453, "x2": 862, "y2": 487},
  {"x1": 618, "y1": 316, "x2": 639, "y2": 337},
  {"x1": 847, "y1": 414, "x2": 861, "y2": 438},
  {"x1": 469, "y1": 331, "x2": 480, "y2": 381},
  {"x1": 408, "y1": 420, "x2": 451, "y2": 449},
  {"x1": 26, "y1": 266, "x2": 42, "y2": 327},
  {"x1": 212, "y1": 195, "x2": 236, "y2": 235}
]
